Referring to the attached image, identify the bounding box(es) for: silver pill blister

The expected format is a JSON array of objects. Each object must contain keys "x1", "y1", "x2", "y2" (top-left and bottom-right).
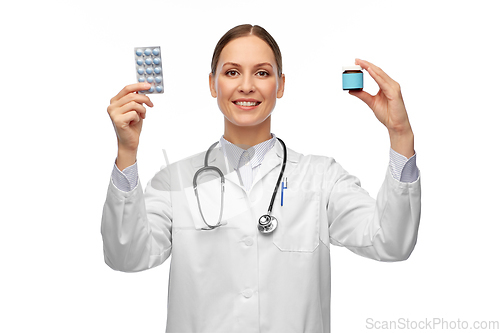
[{"x1": 134, "y1": 46, "x2": 163, "y2": 94}]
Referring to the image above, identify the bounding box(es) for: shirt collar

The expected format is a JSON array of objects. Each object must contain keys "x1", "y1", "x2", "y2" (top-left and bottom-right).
[{"x1": 220, "y1": 134, "x2": 276, "y2": 171}]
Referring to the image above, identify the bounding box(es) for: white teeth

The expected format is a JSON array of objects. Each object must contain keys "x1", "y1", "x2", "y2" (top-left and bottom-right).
[{"x1": 235, "y1": 101, "x2": 258, "y2": 106}]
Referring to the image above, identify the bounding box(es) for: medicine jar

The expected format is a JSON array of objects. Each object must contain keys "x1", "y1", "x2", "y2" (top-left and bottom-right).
[{"x1": 342, "y1": 65, "x2": 363, "y2": 90}]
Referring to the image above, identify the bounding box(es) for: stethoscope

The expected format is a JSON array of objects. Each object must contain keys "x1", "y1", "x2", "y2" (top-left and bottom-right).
[{"x1": 193, "y1": 137, "x2": 287, "y2": 234}]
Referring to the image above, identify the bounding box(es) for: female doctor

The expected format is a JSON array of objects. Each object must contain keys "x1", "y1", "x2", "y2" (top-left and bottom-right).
[{"x1": 103, "y1": 24, "x2": 421, "y2": 333}]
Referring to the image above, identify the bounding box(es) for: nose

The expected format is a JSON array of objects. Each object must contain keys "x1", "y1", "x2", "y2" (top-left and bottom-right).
[{"x1": 238, "y1": 75, "x2": 255, "y2": 94}]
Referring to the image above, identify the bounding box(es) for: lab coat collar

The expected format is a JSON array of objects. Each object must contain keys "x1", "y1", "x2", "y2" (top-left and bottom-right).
[
  {"x1": 220, "y1": 134, "x2": 277, "y2": 171},
  {"x1": 190, "y1": 138, "x2": 300, "y2": 190}
]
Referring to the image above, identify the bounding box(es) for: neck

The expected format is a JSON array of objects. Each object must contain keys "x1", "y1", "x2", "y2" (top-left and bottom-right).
[{"x1": 223, "y1": 118, "x2": 272, "y2": 149}]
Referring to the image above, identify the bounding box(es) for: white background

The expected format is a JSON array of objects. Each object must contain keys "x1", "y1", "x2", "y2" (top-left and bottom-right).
[{"x1": 1, "y1": 0, "x2": 499, "y2": 332}]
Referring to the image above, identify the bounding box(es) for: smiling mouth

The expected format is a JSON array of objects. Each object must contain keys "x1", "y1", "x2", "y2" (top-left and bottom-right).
[{"x1": 233, "y1": 101, "x2": 261, "y2": 107}]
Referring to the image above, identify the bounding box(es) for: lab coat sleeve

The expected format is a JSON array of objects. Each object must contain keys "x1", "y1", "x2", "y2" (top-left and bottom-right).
[
  {"x1": 101, "y1": 168, "x2": 173, "y2": 272},
  {"x1": 326, "y1": 160, "x2": 421, "y2": 261}
]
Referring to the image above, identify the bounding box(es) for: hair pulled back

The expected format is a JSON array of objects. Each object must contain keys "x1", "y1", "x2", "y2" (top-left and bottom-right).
[{"x1": 211, "y1": 24, "x2": 282, "y2": 77}]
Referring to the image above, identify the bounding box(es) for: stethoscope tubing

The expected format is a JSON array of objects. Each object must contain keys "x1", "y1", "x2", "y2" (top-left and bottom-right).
[
  {"x1": 266, "y1": 137, "x2": 286, "y2": 215},
  {"x1": 193, "y1": 142, "x2": 225, "y2": 230},
  {"x1": 193, "y1": 137, "x2": 286, "y2": 232}
]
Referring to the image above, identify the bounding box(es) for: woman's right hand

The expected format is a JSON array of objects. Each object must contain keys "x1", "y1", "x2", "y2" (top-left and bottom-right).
[{"x1": 107, "y1": 83, "x2": 154, "y2": 169}]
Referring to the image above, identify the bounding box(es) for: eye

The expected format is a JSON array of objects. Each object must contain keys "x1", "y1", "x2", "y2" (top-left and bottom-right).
[
  {"x1": 256, "y1": 71, "x2": 269, "y2": 77},
  {"x1": 225, "y1": 70, "x2": 239, "y2": 77}
]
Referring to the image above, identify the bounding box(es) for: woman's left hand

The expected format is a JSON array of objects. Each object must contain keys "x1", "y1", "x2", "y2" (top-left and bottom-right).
[{"x1": 349, "y1": 59, "x2": 415, "y2": 158}]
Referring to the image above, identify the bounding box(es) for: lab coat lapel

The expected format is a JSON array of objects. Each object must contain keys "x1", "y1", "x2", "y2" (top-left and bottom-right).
[
  {"x1": 191, "y1": 144, "x2": 224, "y2": 172},
  {"x1": 186, "y1": 144, "x2": 241, "y2": 229},
  {"x1": 252, "y1": 141, "x2": 283, "y2": 186},
  {"x1": 191, "y1": 143, "x2": 241, "y2": 188},
  {"x1": 253, "y1": 140, "x2": 300, "y2": 187},
  {"x1": 211, "y1": 146, "x2": 241, "y2": 187}
]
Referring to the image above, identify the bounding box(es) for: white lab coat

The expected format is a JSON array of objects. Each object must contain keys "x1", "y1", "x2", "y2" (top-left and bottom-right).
[{"x1": 101, "y1": 141, "x2": 421, "y2": 333}]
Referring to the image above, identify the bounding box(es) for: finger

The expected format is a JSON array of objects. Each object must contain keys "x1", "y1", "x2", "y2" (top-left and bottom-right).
[
  {"x1": 355, "y1": 59, "x2": 396, "y2": 97},
  {"x1": 121, "y1": 101, "x2": 147, "y2": 119},
  {"x1": 348, "y1": 89, "x2": 375, "y2": 109},
  {"x1": 109, "y1": 101, "x2": 147, "y2": 123},
  {"x1": 120, "y1": 108, "x2": 142, "y2": 127},
  {"x1": 110, "y1": 83, "x2": 152, "y2": 104},
  {"x1": 118, "y1": 91, "x2": 154, "y2": 108},
  {"x1": 355, "y1": 59, "x2": 394, "y2": 85},
  {"x1": 108, "y1": 92, "x2": 153, "y2": 119}
]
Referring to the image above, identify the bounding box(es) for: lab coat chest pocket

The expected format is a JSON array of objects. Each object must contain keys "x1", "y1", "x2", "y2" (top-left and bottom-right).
[{"x1": 272, "y1": 189, "x2": 319, "y2": 252}]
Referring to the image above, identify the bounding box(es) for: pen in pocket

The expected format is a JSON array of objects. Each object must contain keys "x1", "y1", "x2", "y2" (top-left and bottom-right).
[{"x1": 281, "y1": 177, "x2": 287, "y2": 206}]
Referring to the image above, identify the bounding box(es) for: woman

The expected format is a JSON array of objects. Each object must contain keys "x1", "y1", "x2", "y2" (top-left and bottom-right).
[{"x1": 103, "y1": 24, "x2": 421, "y2": 333}]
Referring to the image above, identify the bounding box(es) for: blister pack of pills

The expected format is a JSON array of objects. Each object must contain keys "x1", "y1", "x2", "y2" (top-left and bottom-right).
[{"x1": 134, "y1": 46, "x2": 163, "y2": 94}]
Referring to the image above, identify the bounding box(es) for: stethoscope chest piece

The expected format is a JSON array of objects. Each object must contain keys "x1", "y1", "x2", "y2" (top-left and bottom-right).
[{"x1": 258, "y1": 214, "x2": 278, "y2": 234}]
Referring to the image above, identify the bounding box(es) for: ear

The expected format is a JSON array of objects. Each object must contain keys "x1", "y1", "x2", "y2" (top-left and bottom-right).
[
  {"x1": 277, "y1": 73, "x2": 285, "y2": 99},
  {"x1": 209, "y1": 73, "x2": 217, "y2": 98}
]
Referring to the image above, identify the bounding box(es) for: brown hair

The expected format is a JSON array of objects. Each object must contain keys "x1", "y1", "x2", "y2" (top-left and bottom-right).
[{"x1": 210, "y1": 24, "x2": 283, "y2": 77}]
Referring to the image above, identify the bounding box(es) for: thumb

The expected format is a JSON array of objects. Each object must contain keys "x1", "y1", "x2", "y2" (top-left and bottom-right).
[{"x1": 349, "y1": 89, "x2": 374, "y2": 109}]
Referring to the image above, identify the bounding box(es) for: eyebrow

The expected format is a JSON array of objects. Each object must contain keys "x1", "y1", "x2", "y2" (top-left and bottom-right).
[{"x1": 222, "y1": 62, "x2": 273, "y2": 68}]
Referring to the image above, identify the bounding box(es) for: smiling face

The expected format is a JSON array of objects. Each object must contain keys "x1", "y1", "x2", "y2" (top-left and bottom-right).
[{"x1": 209, "y1": 35, "x2": 285, "y2": 143}]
